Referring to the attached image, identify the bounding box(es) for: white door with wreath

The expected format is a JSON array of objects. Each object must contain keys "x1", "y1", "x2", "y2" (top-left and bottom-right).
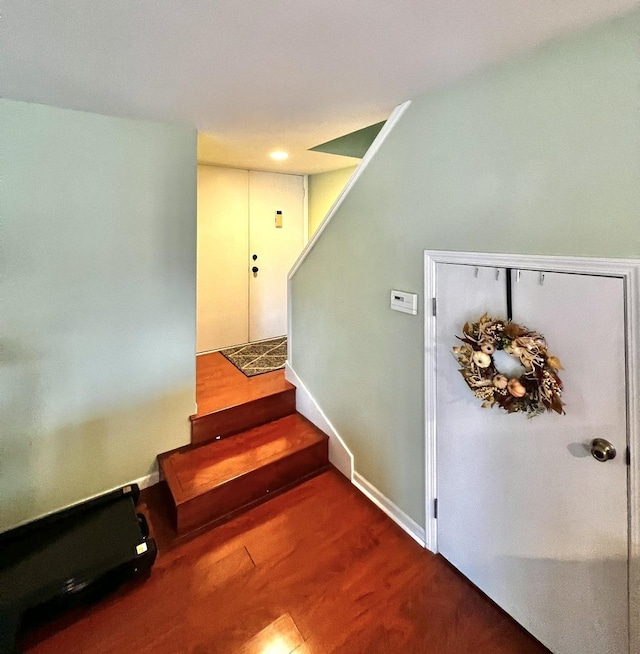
[{"x1": 430, "y1": 260, "x2": 629, "y2": 654}]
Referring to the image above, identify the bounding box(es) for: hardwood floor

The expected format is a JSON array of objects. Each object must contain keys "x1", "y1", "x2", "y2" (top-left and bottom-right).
[
  {"x1": 20, "y1": 470, "x2": 549, "y2": 654},
  {"x1": 191, "y1": 353, "x2": 296, "y2": 444},
  {"x1": 195, "y1": 352, "x2": 292, "y2": 417}
]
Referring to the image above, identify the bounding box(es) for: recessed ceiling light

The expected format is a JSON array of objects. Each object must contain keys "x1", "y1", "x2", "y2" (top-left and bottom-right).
[{"x1": 269, "y1": 151, "x2": 289, "y2": 161}]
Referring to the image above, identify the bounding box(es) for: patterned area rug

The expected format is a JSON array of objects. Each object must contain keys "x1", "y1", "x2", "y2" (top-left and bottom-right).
[{"x1": 219, "y1": 336, "x2": 287, "y2": 377}]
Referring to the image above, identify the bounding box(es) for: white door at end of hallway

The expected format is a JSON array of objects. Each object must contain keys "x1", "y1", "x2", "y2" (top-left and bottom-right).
[
  {"x1": 249, "y1": 171, "x2": 305, "y2": 343},
  {"x1": 196, "y1": 166, "x2": 305, "y2": 354}
]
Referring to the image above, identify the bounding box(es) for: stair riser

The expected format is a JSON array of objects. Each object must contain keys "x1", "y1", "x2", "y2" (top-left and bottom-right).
[
  {"x1": 161, "y1": 481, "x2": 180, "y2": 535},
  {"x1": 175, "y1": 441, "x2": 328, "y2": 533},
  {"x1": 191, "y1": 389, "x2": 296, "y2": 446}
]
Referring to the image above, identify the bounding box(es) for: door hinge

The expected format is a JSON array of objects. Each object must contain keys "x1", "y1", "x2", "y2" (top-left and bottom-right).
[
  {"x1": 626, "y1": 446, "x2": 630, "y2": 465},
  {"x1": 434, "y1": 498, "x2": 438, "y2": 519},
  {"x1": 432, "y1": 297, "x2": 437, "y2": 317}
]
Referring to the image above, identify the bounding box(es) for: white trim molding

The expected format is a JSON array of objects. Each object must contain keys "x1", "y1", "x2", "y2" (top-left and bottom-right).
[
  {"x1": 424, "y1": 249, "x2": 640, "y2": 654},
  {"x1": 285, "y1": 362, "x2": 353, "y2": 479},
  {"x1": 353, "y1": 472, "x2": 426, "y2": 547},
  {"x1": 423, "y1": 251, "x2": 439, "y2": 552},
  {"x1": 285, "y1": 362, "x2": 428, "y2": 547},
  {"x1": 135, "y1": 469, "x2": 160, "y2": 491}
]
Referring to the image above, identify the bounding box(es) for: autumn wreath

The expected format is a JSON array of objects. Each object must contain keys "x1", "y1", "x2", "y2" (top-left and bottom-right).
[{"x1": 452, "y1": 314, "x2": 565, "y2": 417}]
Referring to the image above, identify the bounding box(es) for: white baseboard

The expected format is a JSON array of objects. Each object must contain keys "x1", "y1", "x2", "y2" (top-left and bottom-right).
[
  {"x1": 134, "y1": 469, "x2": 160, "y2": 490},
  {"x1": 285, "y1": 362, "x2": 353, "y2": 480},
  {"x1": 353, "y1": 472, "x2": 426, "y2": 547},
  {"x1": 284, "y1": 363, "x2": 424, "y2": 546}
]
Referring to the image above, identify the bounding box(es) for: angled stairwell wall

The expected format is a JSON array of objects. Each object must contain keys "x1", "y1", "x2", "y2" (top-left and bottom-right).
[{"x1": 288, "y1": 10, "x2": 640, "y2": 532}]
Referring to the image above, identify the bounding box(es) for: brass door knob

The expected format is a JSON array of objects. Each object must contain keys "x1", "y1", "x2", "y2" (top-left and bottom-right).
[{"x1": 590, "y1": 438, "x2": 616, "y2": 462}]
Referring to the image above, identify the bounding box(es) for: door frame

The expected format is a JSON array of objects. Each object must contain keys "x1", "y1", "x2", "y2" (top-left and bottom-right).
[{"x1": 424, "y1": 250, "x2": 640, "y2": 653}]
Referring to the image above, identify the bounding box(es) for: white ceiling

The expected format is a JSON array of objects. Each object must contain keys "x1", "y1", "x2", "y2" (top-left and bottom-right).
[{"x1": 1, "y1": 1, "x2": 635, "y2": 174}]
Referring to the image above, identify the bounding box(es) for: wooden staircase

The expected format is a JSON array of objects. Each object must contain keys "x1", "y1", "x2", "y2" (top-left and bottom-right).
[{"x1": 158, "y1": 354, "x2": 329, "y2": 534}]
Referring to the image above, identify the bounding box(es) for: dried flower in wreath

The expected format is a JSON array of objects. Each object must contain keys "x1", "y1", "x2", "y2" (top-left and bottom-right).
[{"x1": 452, "y1": 314, "x2": 565, "y2": 417}]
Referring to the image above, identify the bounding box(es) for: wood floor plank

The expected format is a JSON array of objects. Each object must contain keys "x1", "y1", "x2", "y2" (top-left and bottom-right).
[
  {"x1": 199, "y1": 545, "x2": 255, "y2": 589},
  {"x1": 291, "y1": 645, "x2": 313, "y2": 654},
  {"x1": 195, "y1": 352, "x2": 293, "y2": 417},
  {"x1": 20, "y1": 470, "x2": 550, "y2": 654},
  {"x1": 235, "y1": 613, "x2": 304, "y2": 654}
]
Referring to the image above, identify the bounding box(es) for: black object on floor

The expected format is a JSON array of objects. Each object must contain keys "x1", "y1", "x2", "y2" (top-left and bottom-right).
[{"x1": 0, "y1": 484, "x2": 157, "y2": 654}]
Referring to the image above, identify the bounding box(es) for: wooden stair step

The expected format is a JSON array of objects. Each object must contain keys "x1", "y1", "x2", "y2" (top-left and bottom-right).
[
  {"x1": 159, "y1": 413, "x2": 329, "y2": 533},
  {"x1": 191, "y1": 385, "x2": 296, "y2": 446}
]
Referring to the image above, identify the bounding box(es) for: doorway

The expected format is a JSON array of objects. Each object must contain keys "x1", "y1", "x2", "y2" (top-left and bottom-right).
[
  {"x1": 424, "y1": 251, "x2": 640, "y2": 654},
  {"x1": 196, "y1": 165, "x2": 306, "y2": 354}
]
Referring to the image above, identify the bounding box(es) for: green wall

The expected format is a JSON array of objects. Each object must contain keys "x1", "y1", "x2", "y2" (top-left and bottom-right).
[
  {"x1": 308, "y1": 166, "x2": 358, "y2": 236},
  {"x1": 291, "y1": 11, "x2": 640, "y2": 526},
  {"x1": 0, "y1": 100, "x2": 197, "y2": 531}
]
